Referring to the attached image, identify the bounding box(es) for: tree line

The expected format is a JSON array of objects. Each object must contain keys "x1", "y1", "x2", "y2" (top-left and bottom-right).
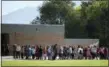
[{"x1": 31, "y1": 0, "x2": 109, "y2": 47}]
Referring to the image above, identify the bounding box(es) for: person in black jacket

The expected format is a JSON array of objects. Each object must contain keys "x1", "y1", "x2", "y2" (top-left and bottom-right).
[
  {"x1": 39, "y1": 46, "x2": 42, "y2": 60},
  {"x1": 25, "y1": 45, "x2": 29, "y2": 59},
  {"x1": 13, "y1": 44, "x2": 17, "y2": 59},
  {"x1": 21, "y1": 46, "x2": 25, "y2": 59},
  {"x1": 52, "y1": 44, "x2": 58, "y2": 60}
]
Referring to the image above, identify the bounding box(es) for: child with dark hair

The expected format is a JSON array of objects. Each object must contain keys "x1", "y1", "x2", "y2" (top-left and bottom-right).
[
  {"x1": 31, "y1": 46, "x2": 35, "y2": 59},
  {"x1": 97, "y1": 47, "x2": 100, "y2": 60},
  {"x1": 72, "y1": 46, "x2": 75, "y2": 59},
  {"x1": 47, "y1": 46, "x2": 52, "y2": 60},
  {"x1": 69, "y1": 46, "x2": 73, "y2": 59},
  {"x1": 43, "y1": 46, "x2": 47, "y2": 60},
  {"x1": 21, "y1": 46, "x2": 25, "y2": 59},
  {"x1": 35, "y1": 45, "x2": 39, "y2": 59},
  {"x1": 63, "y1": 46, "x2": 67, "y2": 59},
  {"x1": 52, "y1": 44, "x2": 58, "y2": 60},
  {"x1": 28, "y1": 45, "x2": 32, "y2": 59},
  {"x1": 16, "y1": 44, "x2": 21, "y2": 59},
  {"x1": 39, "y1": 46, "x2": 42, "y2": 60},
  {"x1": 78, "y1": 45, "x2": 83, "y2": 59},
  {"x1": 83, "y1": 46, "x2": 87, "y2": 59},
  {"x1": 91, "y1": 46, "x2": 97, "y2": 59},
  {"x1": 59, "y1": 46, "x2": 64, "y2": 60},
  {"x1": 104, "y1": 47, "x2": 108, "y2": 59},
  {"x1": 100, "y1": 47, "x2": 105, "y2": 59},
  {"x1": 13, "y1": 44, "x2": 17, "y2": 59},
  {"x1": 25, "y1": 45, "x2": 29, "y2": 59},
  {"x1": 86, "y1": 46, "x2": 92, "y2": 59}
]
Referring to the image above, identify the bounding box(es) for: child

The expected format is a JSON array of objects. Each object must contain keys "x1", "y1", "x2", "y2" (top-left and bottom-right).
[
  {"x1": 31, "y1": 46, "x2": 35, "y2": 59},
  {"x1": 43, "y1": 46, "x2": 47, "y2": 60},
  {"x1": 21, "y1": 46, "x2": 25, "y2": 59},
  {"x1": 28, "y1": 45, "x2": 32, "y2": 59}
]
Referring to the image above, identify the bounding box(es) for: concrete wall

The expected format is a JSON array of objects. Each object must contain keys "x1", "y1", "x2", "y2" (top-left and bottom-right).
[
  {"x1": 64, "y1": 39, "x2": 99, "y2": 47},
  {"x1": 2, "y1": 24, "x2": 99, "y2": 55},
  {"x1": 2, "y1": 24, "x2": 64, "y2": 35},
  {"x1": 2, "y1": 24, "x2": 64, "y2": 55}
]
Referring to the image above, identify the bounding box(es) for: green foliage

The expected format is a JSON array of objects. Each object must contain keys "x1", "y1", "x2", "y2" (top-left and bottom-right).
[
  {"x1": 31, "y1": 17, "x2": 40, "y2": 24},
  {"x1": 31, "y1": 0, "x2": 109, "y2": 47},
  {"x1": 39, "y1": 0, "x2": 75, "y2": 24},
  {"x1": 85, "y1": 0, "x2": 109, "y2": 46}
]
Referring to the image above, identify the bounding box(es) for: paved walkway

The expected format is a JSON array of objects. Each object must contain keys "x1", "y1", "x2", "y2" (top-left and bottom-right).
[{"x1": 2, "y1": 56, "x2": 16, "y2": 61}]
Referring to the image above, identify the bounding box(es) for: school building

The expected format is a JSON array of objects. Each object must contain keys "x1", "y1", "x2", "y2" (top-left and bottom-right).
[{"x1": 1, "y1": 24, "x2": 99, "y2": 55}]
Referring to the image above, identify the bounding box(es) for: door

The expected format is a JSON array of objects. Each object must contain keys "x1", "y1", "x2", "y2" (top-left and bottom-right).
[{"x1": 1, "y1": 33, "x2": 9, "y2": 56}]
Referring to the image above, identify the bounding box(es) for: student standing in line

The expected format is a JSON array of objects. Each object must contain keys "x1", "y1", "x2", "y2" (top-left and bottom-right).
[
  {"x1": 47, "y1": 46, "x2": 52, "y2": 60},
  {"x1": 21, "y1": 46, "x2": 25, "y2": 59},
  {"x1": 66, "y1": 46, "x2": 69, "y2": 59},
  {"x1": 56, "y1": 45, "x2": 60, "y2": 60},
  {"x1": 104, "y1": 47, "x2": 108, "y2": 59},
  {"x1": 35, "y1": 45, "x2": 39, "y2": 59},
  {"x1": 63, "y1": 46, "x2": 67, "y2": 59},
  {"x1": 25, "y1": 45, "x2": 29, "y2": 59},
  {"x1": 16, "y1": 44, "x2": 21, "y2": 59},
  {"x1": 100, "y1": 47, "x2": 104, "y2": 59},
  {"x1": 28, "y1": 45, "x2": 32, "y2": 59},
  {"x1": 83, "y1": 46, "x2": 87, "y2": 59},
  {"x1": 43, "y1": 46, "x2": 47, "y2": 60},
  {"x1": 91, "y1": 46, "x2": 97, "y2": 59},
  {"x1": 69, "y1": 46, "x2": 73, "y2": 59},
  {"x1": 59, "y1": 46, "x2": 64, "y2": 60},
  {"x1": 39, "y1": 45, "x2": 42, "y2": 60},
  {"x1": 77, "y1": 45, "x2": 83, "y2": 59},
  {"x1": 65, "y1": 46, "x2": 68, "y2": 59},
  {"x1": 51, "y1": 45, "x2": 54, "y2": 60},
  {"x1": 73, "y1": 46, "x2": 78, "y2": 59},
  {"x1": 13, "y1": 44, "x2": 17, "y2": 59},
  {"x1": 72, "y1": 46, "x2": 75, "y2": 59},
  {"x1": 31, "y1": 46, "x2": 35, "y2": 59},
  {"x1": 35, "y1": 45, "x2": 37, "y2": 59},
  {"x1": 86, "y1": 46, "x2": 92, "y2": 59},
  {"x1": 97, "y1": 47, "x2": 100, "y2": 60},
  {"x1": 53, "y1": 44, "x2": 58, "y2": 60}
]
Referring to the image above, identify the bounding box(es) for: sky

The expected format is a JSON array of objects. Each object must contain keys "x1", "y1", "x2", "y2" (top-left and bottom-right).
[
  {"x1": 2, "y1": 1, "x2": 81, "y2": 15},
  {"x1": 2, "y1": 1, "x2": 81, "y2": 24}
]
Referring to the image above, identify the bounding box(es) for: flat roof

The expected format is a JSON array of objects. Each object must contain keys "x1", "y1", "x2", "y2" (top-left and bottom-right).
[
  {"x1": 1, "y1": 24, "x2": 64, "y2": 35},
  {"x1": 1, "y1": 23, "x2": 64, "y2": 26},
  {"x1": 64, "y1": 39, "x2": 99, "y2": 45}
]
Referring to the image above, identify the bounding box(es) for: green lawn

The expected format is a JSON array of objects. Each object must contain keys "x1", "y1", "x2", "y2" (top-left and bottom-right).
[{"x1": 2, "y1": 60, "x2": 108, "y2": 66}]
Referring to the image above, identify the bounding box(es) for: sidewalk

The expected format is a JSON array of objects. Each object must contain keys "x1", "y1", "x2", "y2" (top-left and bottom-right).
[{"x1": 1, "y1": 56, "x2": 15, "y2": 61}]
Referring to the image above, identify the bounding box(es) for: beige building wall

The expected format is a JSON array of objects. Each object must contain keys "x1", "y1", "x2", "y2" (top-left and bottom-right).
[
  {"x1": 2, "y1": 24, "x2": 99, "y2": 55},
  {"x1": 9, "y1": 32, "x2": 64, "y2": 46},
  {"x1": 2, "y1": 24, "x2": 64, "y2": 55},
  {"x1": 8, "y1": 32, "x2": 64, "y2": 55}
]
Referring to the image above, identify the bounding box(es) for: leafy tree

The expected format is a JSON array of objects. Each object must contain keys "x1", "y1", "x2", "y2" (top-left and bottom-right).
[
  {"x1": 85, "y1": 0, "x2": 109, "y2": 47},
  {"x1": 39, "y1": 0, "x2": 75, "y2": 24},
  {"x1": 31, "y1": 17, "x2": 40, "y2": 24},
  {"x1": 31, "y1": 0, "x2": 109, "y2": 47}
]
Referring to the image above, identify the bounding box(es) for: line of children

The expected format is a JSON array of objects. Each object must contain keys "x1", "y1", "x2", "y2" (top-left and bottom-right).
[{"x1": 13, "y1": 44, "x2": 108, "y2": 60}]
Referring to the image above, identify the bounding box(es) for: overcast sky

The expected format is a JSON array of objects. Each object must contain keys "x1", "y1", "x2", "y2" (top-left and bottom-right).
[
  {"x1": 2, "y1": 1, "x2": 81, "y2": 15},
  {"x1": 2, "y1": 1, "x2": 81, "y2": 24}
]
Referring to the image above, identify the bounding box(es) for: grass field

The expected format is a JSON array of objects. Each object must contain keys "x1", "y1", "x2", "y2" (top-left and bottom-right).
[{"x1": 2, "y1": 60, "x2": 108, "y2": 66}]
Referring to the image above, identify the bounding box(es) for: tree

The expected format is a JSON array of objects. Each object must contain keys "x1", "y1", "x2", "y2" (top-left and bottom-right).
[
  {"x1": 39, "y1": 0, "x2": 75, "y2": 24},
  {"x1": 85, "y1": 0, "x2": 109, "y2": 47},
  {"x1": 31, "y1": 0, "x2": 109, "y2": 47},
  {"x1": 31, "y1": 17, "x2": 40, "y2": 24}
]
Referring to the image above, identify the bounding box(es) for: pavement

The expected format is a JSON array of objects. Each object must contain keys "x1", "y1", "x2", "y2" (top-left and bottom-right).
[{"x1": 1, "y1": 56, "x2": 16, "y2": 61}]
